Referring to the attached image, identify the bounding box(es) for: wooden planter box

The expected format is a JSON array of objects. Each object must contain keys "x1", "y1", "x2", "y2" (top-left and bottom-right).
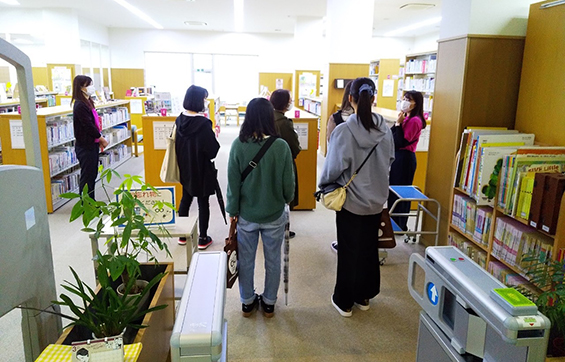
[{"x1": 56, "y1": 262, "x2": 175, "y2": 362}]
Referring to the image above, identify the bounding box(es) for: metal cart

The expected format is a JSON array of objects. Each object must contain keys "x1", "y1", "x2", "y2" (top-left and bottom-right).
[{"x1": 389, "y1": 185, "x2": 441, "y2": 246}]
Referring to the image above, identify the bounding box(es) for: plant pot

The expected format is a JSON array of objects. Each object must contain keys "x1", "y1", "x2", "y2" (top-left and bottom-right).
[
  {"x1": 117, "y1": 279, "x2": 151, "y2": 312},
  {"x1": 57, "y1": 262, "x2": 175, "y2": 362}
]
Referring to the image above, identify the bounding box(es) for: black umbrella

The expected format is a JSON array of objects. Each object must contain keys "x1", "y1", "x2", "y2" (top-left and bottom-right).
[{"x1": 215, "y1": 179, "x2": 227, "y2": 225}]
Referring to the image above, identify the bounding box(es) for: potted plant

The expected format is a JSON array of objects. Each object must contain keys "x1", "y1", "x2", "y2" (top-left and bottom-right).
[
  {"x1": 517, "y1": 253, "x2": 565, "y2": 358},
  {"x1": 53, "y1": 167, "x2": 176, "y2": 343}
]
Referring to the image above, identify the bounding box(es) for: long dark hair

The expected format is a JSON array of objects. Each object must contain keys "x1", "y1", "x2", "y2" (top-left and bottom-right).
[
  {"x1": 239, "y1": 97, "x2": 277, "y2": 143},
  {"x1": 269, "y1": 89, "x2": 291, "y2": 112},
  {"x1": 71, "y1": 75, "x2": 94, "y2": 109},
  {"x1": 404, "y1": 90, "x2": 427, "y2": 129},
  {"x1": 341, "y1": 81, "x2": 353, "y2": 112},
  {"x1": 183, "y1": 85, "x2": 208, "y2": 112},
  {"x1": 350, "y1": 77, "x2": 377, "y2": 132}
]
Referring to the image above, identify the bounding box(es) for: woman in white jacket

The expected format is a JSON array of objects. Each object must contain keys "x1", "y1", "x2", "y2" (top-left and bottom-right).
[{"x1": 319, "y1": 77, "x2": 395, "y2": 317}]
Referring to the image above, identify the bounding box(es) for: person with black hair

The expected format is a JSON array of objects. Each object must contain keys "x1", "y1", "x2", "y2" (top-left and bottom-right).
[
  {"x1": 388, "y1": 90, "x2": 427, "y2": 231},
  {"x1": 319, "y1": 77, "x2": 395, "y2": 317},
  {"x1": 226, "y1": 97, "x2": 295, "y2": 318},
  {"x1": 175, "y1": 85, "x2": 220, "y2": 249},
  {"x1": 72, "y1": 75, "x2": 108, "y2": 200},
  {"x1": 326, "y1": 80, "x2": 354, "y2": 253},
  {"x1": 269, "y1": 89, "x2": 301, "y2": 238}
]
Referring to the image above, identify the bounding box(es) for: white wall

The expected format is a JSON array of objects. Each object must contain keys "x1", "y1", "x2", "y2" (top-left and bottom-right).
[
  {"x1": 368, "y1": 37, "x2": 415, "y2": 62},
  {"x1": 108, "y1": 28, "x2": 296, "y2": 72},
  {"x1": 78, "y1": 17, "x2": 110, "y2": 46},
  {"x1": 411, "y1": 32, "x2": 439, "y2": 55},
  {"x1": 440, "y1": 0, "x2": 536, "y2": 39}
]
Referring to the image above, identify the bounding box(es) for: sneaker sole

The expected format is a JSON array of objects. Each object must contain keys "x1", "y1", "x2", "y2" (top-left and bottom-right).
[
  {"x1": 331, "y1": 295, "x2": 352, "y2": 317},
  {"x1": 263, "y1": 311, "x2": 274, "y2": 318},
  {"x1": 354, "y1": 302, "x2": 370, "y2": 311},
  {"x1": 198, "y1": 241, "x2": 213, "y2": 250},
  {"x1": 178, "y1": 241, "x2": 187, "y2": 245}
]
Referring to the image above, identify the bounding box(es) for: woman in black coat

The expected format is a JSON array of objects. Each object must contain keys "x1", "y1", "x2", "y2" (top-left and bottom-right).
[{"x1": 176, "y1": 85, "x2": 220, "y2": 249}]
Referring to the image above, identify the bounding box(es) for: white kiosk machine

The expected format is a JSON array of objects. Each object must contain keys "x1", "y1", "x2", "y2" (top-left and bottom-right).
[
  {"x1": 171, "y1": 251, "x2": 228, "y2": 361},
  {"x1": 409, "y1": 246, "x2": 550, "y2": 362}
]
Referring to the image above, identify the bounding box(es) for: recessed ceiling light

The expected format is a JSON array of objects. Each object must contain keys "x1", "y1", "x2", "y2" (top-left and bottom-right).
[
  {"x1": 399, "y1": 3, "x2": 436, "y2": 10},
  {"x1": 184, "y1": 21, "x2": 208, "y2": 26},
  {"x1": 274, "y1": 29, "x2": 282, "y2": 32}
]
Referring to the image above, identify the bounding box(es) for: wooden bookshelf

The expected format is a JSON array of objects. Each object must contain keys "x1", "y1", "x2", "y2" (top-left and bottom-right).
[
  {"x1": 0, "y1": 100, "x2": 132, "y2": 213},
  {"x1": 369, "y1": 59, "x2": 400, "y2": 111},
  {"x1": 403, "y1": 51, "x2": 437, "y2": 122}
]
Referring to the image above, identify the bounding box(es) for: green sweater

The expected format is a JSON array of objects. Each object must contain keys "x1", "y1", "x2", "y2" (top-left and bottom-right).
[{"x1": 226, "y1": 137, "x2": 295, "y2": 223}]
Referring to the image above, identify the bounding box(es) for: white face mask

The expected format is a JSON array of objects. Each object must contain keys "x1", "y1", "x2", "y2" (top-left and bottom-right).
[
  {"x1": 85, "y1": 85, "x2": 96, "y2": 96},
  {"x1": 400, "y1": 100, "x2": 412, "y2": 113}
]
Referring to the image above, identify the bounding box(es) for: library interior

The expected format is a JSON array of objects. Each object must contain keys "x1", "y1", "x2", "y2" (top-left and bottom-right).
[{"x1": 1, "y1": 0, "x2": 565, "y2": 361}]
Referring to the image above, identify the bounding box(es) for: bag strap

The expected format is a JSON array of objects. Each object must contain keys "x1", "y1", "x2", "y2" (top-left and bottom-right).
[
  {"x1": 241, "y1": 136, "x2": 277, "y2": 182},
  {"x1": 344, "y1": 142, "x2": 379, "y2": 189}
]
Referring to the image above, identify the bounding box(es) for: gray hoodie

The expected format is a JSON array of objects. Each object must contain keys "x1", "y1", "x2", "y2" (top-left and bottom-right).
[{"x1": 319, "y1": 113, "x2": 395, "y2": 215}]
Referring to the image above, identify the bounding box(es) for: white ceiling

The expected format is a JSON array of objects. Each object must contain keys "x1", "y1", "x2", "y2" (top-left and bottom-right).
[{"x1": 1, "y1": 0, "x2": 442, "y2": 37}]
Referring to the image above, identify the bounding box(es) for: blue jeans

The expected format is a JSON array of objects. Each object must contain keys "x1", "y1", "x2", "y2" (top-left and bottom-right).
[{"x1": 237, "y1": 211, "x2": 287, "y2": 306}]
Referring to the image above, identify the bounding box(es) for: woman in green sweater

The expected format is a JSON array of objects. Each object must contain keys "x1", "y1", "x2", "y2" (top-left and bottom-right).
[{"x1": 226, "y1": 97, "x2": 295, "y2": 318}]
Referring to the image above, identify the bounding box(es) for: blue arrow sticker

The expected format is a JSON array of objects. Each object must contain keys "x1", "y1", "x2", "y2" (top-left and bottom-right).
[{"x1": 427, "y1": 283, "x2": 439, "y2": 305}]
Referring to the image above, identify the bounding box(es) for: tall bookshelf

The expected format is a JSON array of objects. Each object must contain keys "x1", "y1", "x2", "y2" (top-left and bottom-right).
[
  {"x1": 369, "y1": 59, "x2": 400, "y2": 110},
  {"x1": 0, "y1": 100, "x2": 132, "y2": 212},
  {"x1": 403, "y1": 51, "x2": 436, "y2": 121}
]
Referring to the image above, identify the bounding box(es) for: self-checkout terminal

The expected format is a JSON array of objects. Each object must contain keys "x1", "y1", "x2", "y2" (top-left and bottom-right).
[{"x1": 408, "y1": 246, "x2": 550, "y2": 362}]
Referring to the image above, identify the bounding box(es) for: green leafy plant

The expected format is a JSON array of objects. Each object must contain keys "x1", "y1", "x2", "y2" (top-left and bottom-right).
[
  {"x1": 516, "y1": 253, "x2": 565, "y2": 354},
  {"x1": 62, "y1": 167, "x2": 174, "y2": 293}
]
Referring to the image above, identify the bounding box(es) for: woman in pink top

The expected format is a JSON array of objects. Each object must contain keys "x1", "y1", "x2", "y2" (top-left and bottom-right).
[{"x1": 388, "y1": 90, "x2": 427, "y2": 231}]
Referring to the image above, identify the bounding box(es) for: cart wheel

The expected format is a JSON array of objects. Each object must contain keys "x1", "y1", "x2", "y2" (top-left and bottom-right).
[
  {"x1": 380, "y1": 258, "x2": 386, "y2": 266},
  {"x1": 412, "y1": 236, "x2": 417, "y2": 243},
  {"x1": 404, "y1": 236, "x2": 410, "y2": 243}
]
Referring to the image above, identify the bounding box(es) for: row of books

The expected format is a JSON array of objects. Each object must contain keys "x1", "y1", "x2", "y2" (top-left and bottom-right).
[
  {"x1": 51, "y1": 170, "x2": 80, "y2": 203},
  {"x1": 405, "y1": 58, "x2": 437, "y2": 74},
  {"x1": 404, "y1": 77, "x2": 435, "y2": 93},
  {"x1": 487, "y1": 261, "x2": 537, "y2": 295},
  {"x1": 49, "y1": 146, "x2": 77, "y2": 177},
  {"x1": 99, "y1": 144, "x2": 130, "y2": 169},
  {"x1": 423, "y1": 96, "x2": 433, "y2": 113},
  {"x1": 451, "y1": 194, "x2": 492, "y2": 246},
  {"x1": 99, "y1": 107, "x2": 129, "y2": 130},
  {"x1": 448, "y1": 231, "x2": 487, "y2": 268},
  {"x1": 46, "y1": 116, "x2": 74, "y2": 147},
  {"x1": 498, "y1": 152, "x2": 565, "y2": 226},
  {"x1": 101, "y1": 125, "x2": 129, "y2": 148},
  {"x1": 491, "y1": 216, "x2": 554, "y2": 269}
]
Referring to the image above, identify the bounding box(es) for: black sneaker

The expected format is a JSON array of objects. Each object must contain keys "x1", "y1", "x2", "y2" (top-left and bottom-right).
[
  {"x1": 260, "y1": 295, "x2": 275, "y2": 318},
  {"x1": 242, "y1": 294, "x2": 259, "y2": 317},
  {"x1": 198, "y1": 236, "x2": 213, "y2": 250},
  {"x1": 289, "y1": 231, "x2": 296, "y2": 239}
]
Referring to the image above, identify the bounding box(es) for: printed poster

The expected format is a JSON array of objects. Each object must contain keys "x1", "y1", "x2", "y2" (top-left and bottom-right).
[
  {"x1": 9, "y1": 120, "x2": 25, "y2": 149},
  {"x1": 117, "y1": 187, "x2": 175, "y2": 225},
  {"x1": 153, "y1": 121, "x2": 174, "y2": 150},
  {"x1": 382, "y1": 79, "x2": 394, "y2": 97},
  {"x1": 294, "y1": 123, "x2": 308, "y2": 151},
  {"x1": 130, "y1": 99, "x2": 143, "y2": 114}
]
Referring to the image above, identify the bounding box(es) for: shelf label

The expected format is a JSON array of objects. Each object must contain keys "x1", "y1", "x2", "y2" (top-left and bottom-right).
[{"x1": 9, "y1": 119, "x2": 25, "y2": 149}]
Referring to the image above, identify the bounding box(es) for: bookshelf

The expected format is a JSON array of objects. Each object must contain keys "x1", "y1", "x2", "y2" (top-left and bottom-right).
[
  {"x1": 369, "y1": 59, "x2": 400, "y2": 111},
  {"x1": 0, "y1": 100, "x2": 132, "y2": 213},
  {"x1": 403, "y1": 51, "x2": 436, "y2": 121}
]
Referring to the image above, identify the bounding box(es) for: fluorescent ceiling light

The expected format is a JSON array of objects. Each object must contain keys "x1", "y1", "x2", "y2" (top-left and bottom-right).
[
  {"x1": 384, "y1": 16, "x2": 442, "y2": 37},
  {"x1": 0, "y1": 0, "x2": 20, "y2": 5},
  {"x1": 112, "y1": 0, "x2": 163, "y2": 29},
  {"x1": 234, "y1": 0, "x2": 244, "y2": 32}
]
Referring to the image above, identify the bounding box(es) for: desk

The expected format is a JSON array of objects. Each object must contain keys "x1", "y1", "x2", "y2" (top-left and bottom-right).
[
  {"x1": 36, "y1": 343, "x2": 142, "y2": 362},
  {"x1": 89, "y1": 216, "x2": 198, "y2": 275}
]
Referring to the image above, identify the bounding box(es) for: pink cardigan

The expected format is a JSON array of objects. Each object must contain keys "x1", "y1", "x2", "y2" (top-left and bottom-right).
[{"x1": 399, "y1": 116, "x2": 423, "y2": 152}]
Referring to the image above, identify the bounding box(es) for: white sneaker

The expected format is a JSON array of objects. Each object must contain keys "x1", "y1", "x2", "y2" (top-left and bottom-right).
[
  {"x1": 331, "y1": 295, "x2": 352, "y2": 317},
  {"x1": 354, "y1": 300, "x2": 370, "y2": 311},
  {"x1": 331, "y1": 241, "x2": 338, "y2": 253}
]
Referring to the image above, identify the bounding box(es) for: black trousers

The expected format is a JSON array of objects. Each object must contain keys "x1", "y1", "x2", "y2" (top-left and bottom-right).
[
  {"x1": 388, "y1": 149, "x2": 417, "y2": 231},
  {"x1": 76, "y1": 143, "x2": 99, "y2": 200},
  {"x1": 334, "y1": 208, "x2": 382, "y2": 311},
  {"x1": 179, "y1": 188, "x2": 210, "y2": 238}
]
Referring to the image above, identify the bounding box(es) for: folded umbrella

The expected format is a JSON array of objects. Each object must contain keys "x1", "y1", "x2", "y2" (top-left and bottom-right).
[{"x1": 215, "y1": 179, "x2": 227, "y2": 225}]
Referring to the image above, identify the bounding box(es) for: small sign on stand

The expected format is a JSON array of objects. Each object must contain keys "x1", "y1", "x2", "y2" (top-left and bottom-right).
[{"x1": 117, "y1": 186, "x2": 175, "y2": 225}]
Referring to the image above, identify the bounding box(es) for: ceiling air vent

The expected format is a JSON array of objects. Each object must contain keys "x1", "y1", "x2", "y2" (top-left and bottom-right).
[{"x1": 399, "y1": 3, "x2": 436, "y2": 10}]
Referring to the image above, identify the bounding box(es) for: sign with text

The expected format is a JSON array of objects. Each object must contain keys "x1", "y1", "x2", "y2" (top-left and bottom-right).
[
  {"x1": 117, "y1": 186, "x2": 175, "y2": 225},
  {"x1": 153, "y1": 121, "x2": 174, "y2": 150}
]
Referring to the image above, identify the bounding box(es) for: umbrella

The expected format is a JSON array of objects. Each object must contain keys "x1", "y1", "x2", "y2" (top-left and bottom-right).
[
  {"x1": 284, "y1": 205, "x2": 290, "y2": 305},
  {"x1": 215, "y1": 179, "x2": 227, "y2": 225}
]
